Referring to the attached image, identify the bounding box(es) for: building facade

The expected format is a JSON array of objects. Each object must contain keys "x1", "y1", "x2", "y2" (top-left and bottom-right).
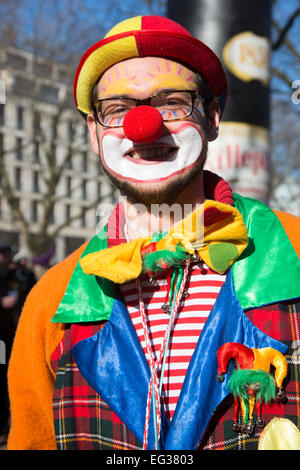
[{"x1": 0, "y1": 45, "x2": 116, "y2": 263}]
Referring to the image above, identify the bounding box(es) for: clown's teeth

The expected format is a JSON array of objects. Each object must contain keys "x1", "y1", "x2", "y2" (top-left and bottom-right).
[{"x1": 129, "y1": 147, "x2": 175, "y2": 159}]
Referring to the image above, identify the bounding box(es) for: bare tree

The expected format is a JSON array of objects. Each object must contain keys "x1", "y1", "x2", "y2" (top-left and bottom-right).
[
  {"x1": 0, "y1": 57, "x2": 114, "y2": 257},
  {"x1": 270, "y1": 0, "x2": 300, "y2": 215},
  {"x1": 0, "y1": 1, "x2": 114, "y2": 257}
]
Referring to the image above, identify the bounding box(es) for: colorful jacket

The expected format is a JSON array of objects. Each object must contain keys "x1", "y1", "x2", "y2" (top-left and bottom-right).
[{"x1": 7, "y1": 194, "x2": 300, "y2": 450}]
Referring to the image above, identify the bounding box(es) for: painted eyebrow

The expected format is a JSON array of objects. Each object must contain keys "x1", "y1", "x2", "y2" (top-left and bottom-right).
[
  {"x1": 98, "y1": 88, "x2": 197, "y2": 100},
  {"x1": 151, "y1": 87, "x2": 197, "y2": 95}
]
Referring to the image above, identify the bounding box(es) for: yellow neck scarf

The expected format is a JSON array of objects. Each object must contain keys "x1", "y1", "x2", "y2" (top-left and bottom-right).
[{"x1": 80, "y1": 200, "x2": 248, "y2": 284}]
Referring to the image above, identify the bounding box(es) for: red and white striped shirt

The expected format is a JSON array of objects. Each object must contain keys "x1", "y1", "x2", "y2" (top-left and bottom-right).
[{"x1": 120, "y1": 261, "x2": 226, "y2": 421}]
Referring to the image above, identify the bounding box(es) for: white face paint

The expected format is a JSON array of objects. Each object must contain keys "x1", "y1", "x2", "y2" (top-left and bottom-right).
[{"x1": 100, "y1": 123, "x2": 204, "y2": 183}]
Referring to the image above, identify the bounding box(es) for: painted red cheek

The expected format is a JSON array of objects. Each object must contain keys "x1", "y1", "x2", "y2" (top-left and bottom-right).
[{"x1": 123, "y1": 106, "x2": 164, "y2": 143}]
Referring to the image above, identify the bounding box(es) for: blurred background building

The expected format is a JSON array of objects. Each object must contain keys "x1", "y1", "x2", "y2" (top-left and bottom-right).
[{"x1": 0, "y1": 45, "x2": 116, "y2": 265}]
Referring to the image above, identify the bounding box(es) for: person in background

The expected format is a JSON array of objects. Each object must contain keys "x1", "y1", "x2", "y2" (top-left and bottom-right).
[
  {"x1": 0, "y1": 243, "x2": 18, "y2": 444},
  {"x1": 12, "y1": 252, "x2": 36, "y2": 322}
]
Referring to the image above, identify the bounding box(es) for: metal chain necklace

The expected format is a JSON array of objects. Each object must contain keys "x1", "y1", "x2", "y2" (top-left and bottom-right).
[{"x1": 136, "y1": 258, "x2": 191, "y2": 449}]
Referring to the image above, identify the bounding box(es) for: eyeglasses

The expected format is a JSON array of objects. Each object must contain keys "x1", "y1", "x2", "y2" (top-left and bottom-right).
[{"x1": 92, "y1": 89, "x2": 201, "y2": 128}]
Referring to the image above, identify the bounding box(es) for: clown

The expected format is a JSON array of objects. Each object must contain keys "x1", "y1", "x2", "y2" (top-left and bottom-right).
[{"x1": 7, "y1": 16, "x2": 300, "y2": 451}]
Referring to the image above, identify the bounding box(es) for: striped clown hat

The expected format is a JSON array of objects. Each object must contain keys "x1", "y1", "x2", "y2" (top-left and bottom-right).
[{"x1": 74, "y1": 15, "x2": 228, "y2": 119}]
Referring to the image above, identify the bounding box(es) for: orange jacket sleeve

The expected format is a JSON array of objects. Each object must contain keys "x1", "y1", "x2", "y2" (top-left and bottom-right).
[
  {"x1": 7, "y1": 243, "x2": 87, "y2": 450},
  {"x1": 274, "y1": 210, "x2": 300, "y2": 259}
]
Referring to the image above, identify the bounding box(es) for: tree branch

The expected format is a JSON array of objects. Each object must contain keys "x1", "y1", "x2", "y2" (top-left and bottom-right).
[
  {"x1": 272, "y1": 19, "x2": 300, "y2": 61},
  {"x1": 0, "y1": 149, "x2": 29, "y2": 233},
  {"x1": 270, "y1": 65, "x2": 294, "y2": 87},
  {"x1": 272, "y1": 7, "x2": 300, "y2": 50}
]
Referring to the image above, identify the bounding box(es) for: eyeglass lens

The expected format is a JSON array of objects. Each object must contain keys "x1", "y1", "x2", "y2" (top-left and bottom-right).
[{"x1": 97, "y1": 91, "x2": 194, "y2": 127}]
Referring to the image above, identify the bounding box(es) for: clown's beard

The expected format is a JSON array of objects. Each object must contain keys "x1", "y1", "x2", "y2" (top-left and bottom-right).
[{"x1": 97, "y1": 129, "x2": 208, "y2": 207}]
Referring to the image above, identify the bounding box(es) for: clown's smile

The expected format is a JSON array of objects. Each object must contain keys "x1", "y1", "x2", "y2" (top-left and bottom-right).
[
  {"x1": 124, "y1": 144, "x2": 177, "y2": 162},
  {"x1": 100, "y1": 123, "x2": 204, "y2": 183}
]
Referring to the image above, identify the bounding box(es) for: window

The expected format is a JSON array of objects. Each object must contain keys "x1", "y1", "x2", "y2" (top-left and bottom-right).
[
  {"x1": 17, "y1": 106, "x2": 24, "y2": 130},
  {"x1": 0, "y1": 80, "x2": 5, "y2": 106},
  {"x1": 12, "y1": 77, "x2": 35, "y2": 98},
  {"x1": 65, "y1": 204, "x2": 71, "y2": 221},
  {"x1": 0, "y1": 133, "x2": 3, "y2": 155},
  {"x1": 33, "y1": 111, "x2": 41, "y2": 133},
  {"x1": 15, "y1": 167, "x2": 21, "y2": 191},
  {"x1": 32, "y1": 171, "x2": 39, "y2": 193},
  {"x1": 12, "y1": 198, "x2": 20, "y2": 222},
  {"x1": 68, "y1": 121, "x2": 75, "y2": 141},
  {"x1": 0, "y1": 104, "x2": 4, "y2": 126},
  {"x1": 48, "y1": 206, "x2": 55, "y2": 224},
  {"x1": 82, "y1": 152, "x2": 88, "y2": 172},
  {"x1": 58, "y1": 67, "x2": 70, "y2": 84},
  {"x1": 66, "y1": 176, "x2": 72, "y2": 197},
  {"x1": 31, "y1": 200, "x2": 38, "y2": 223},
  {"x1": 50, "y1": 115, "x2": 57, "y2": 140},
  {"x1": 51, "y1": 144, "x2": 57, "y2": 163},
  {"x1": 40, "y1": 84, "x2": 59, "y2": 105},
  {"x1": 64, "y1": 236, "x2": 86, "y2": 257},
  {"x1": 81, "y1": 207, "x2": 86, "y2": 228},
  {"x1": 82, "y1": 180, "x2": 87, "y2": 200},
  {"x1": 34, "y1": 141, "x2": 40, "y2": 163},
  {"x1": 33, "y1": 61, "x2": 52, "y2": 79},
  {"x1": 83, "y1": 125, "x2": 89, "y2": 143},
  {"x1": 96, "y1": 181, "x2": 101, "y2": 198},
  {"x1": 16, "y1": 137, "x2": 22, "y2": 160},
  {"x1": 7, "y1": 52, "x2": 27, "y2": 70},
  {"x1": 65, "y1": 148, "x2": 72, "y2": 169}
]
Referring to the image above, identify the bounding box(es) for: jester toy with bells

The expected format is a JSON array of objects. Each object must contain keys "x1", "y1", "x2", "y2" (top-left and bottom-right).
[{"x1": 7, "y1": 16, "x2": 300, "y2": 451}]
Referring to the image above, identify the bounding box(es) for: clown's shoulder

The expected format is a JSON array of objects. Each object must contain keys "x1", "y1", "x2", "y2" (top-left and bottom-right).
[
  {"x1": 233, "y1": 192, "x2": 300, "y2": 261},
  {"x1": 272, "y1": 209, "x2": 300, "y2": 258}
]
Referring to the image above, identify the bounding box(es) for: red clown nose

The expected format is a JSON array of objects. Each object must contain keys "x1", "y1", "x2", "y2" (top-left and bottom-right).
[{"x1": 123, "y1": 106, "x2": 164, "y2": 143}]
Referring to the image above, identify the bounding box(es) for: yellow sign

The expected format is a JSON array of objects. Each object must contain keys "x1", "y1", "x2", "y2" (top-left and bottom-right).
[{"x1": 223, "y1": 31, "x2": 270, "y2": 85}]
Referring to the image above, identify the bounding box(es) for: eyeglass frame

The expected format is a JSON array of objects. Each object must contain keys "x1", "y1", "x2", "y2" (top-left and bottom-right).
[{"x1": 91, "y1": 89, "x2": 205, "y2": 128}]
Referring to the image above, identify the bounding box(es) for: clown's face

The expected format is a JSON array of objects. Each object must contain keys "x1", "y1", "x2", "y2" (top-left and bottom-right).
[{"x1": 88, "y1": 57, "x2": 219, "y2": 205}]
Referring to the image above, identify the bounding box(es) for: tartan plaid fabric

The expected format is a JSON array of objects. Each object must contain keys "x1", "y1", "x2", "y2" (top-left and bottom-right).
[
  {"x1": 51, "y1": 300, "x2": 300, "y2": 450},
  {"x1": 51, "y1": 323, "x2": 143, "y2": 450},
  {"x1": 200, "y1": 300, "x2": 300, "y2": 450}
]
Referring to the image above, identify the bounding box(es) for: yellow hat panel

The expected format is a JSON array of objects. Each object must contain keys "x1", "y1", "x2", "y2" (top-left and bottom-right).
[
  {"x1": 76, "y1": 36, "x2": 139, "y2": 114},
  {"x1": 105, "y1": 16, "x2": 142, "y2": 38}
]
